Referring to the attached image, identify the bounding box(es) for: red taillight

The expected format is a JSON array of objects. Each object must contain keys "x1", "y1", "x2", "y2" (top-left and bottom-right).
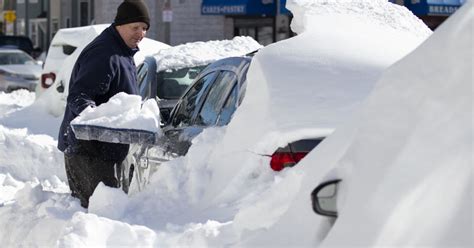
[
  {"x1": 41, "y1": 72, "x2": 56, "y2": 89},
  {"x1": 270, "y1": 152, "x2": 308, "y2": 171}
]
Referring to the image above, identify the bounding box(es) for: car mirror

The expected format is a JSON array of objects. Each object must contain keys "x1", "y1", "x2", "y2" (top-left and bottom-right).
[{"x1": 311, "y1": 179, "x2": 341, "y2": 217}]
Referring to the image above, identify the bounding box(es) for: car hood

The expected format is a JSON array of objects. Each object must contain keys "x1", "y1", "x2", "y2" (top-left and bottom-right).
[{"x1": 0, "y1": 64, "x2": 42, "y2": 77}]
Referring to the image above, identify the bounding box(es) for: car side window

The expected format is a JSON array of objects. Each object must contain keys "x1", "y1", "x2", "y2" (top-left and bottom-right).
[
  {"x1": 171, "y1": 72, "x2": 217, "y2": 127},
  {"x1": 217, "y1": 83, "x2": 238, "y2": 126},
  {"x1": 137, "y1": 63, "x2": 149, "y2": 98},
  {"x1": 195, "y1": 71, "x2": 237, "y2": 126}
]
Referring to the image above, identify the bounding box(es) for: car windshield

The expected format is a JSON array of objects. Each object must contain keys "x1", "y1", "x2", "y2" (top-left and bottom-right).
[
  {"x1": 156, "y1": 65, "x2": 206, "y2": 100},
  {"x1": 0, "y1": 51, "x2": 35, "y2": 65}
]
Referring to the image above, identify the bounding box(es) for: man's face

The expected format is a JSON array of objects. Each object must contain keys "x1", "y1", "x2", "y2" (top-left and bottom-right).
[{"x1": 116, "y1": 22, "x2": 148, "y2": 49}]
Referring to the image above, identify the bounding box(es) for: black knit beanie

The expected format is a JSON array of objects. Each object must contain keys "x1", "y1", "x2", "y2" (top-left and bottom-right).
[{"x1": 114, "y1": 0, "x2": 150, "y2": 29}]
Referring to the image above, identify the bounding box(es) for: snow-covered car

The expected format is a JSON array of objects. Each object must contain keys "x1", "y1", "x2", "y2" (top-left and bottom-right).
[
  {"x1": 123, "y1": 55, "x2": 255, "y2": 191},
  {"x1": 193, "y1": 0, "x2": 431, "y2": 190},
  {"x1": 308, "y1": 2, "x2": 471, "y2": 246},
  {"x1": 136, "y1": 37, "x2": 262, "y2": 123},
  {"x1": 0, "y1": 49, "x2": 42, "y2": 92},
  {"x1": 34, "y1": 24, "x2": 170, "y2": 116}
]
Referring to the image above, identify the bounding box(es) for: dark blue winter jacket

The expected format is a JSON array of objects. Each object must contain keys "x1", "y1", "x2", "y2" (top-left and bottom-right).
[{"x1": 58, "y1": 24, "x2": 139, "y2": 162}]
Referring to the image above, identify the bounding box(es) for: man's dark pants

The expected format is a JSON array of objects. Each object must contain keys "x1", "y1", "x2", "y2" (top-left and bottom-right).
[{"x1": 64, "y1": 153, "x2": 121, "y2": 208}]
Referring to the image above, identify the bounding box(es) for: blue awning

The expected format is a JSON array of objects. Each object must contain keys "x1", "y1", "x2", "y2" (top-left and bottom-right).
[
  {"x1": 404, "y1": 0, "x2": 465, "y2": 16},
  {"x1": 201, "y1": 0, "x2": 289, "y2": 16}
]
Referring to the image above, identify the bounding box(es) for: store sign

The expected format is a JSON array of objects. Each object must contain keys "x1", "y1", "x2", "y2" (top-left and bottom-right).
[
  {"x1": 202, "y1": 5, "x2": 246, "y2": 15},
  {"x1": 428, "y1": 4, "x2": 460, "y2": 14},
  {"x1": 405, "y1": 0, "x2": 465, "y2": 16},
  {"x1": 201, "y1": 0, "x2": 283, "y2": 16}
]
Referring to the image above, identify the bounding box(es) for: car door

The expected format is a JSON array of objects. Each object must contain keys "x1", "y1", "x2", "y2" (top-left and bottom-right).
[
  {"x1": 163, "y1": 71, "x2": 219, "y2": 155},
  {"x1": 194, "y1": 70, "x2": 238, "y2": 127},
  {"x1": 137, "y1": 58, "x2": 157, "y2": 100}
]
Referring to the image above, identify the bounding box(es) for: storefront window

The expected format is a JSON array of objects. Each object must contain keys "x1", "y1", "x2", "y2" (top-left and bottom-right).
[{"x1": 234, "y1": 17, "x2": 275, "y2": 46}]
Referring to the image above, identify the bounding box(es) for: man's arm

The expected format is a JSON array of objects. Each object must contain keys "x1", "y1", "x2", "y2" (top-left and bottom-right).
[{"x1": 67, "y1": 51, "x2": 117, "y2": 116}]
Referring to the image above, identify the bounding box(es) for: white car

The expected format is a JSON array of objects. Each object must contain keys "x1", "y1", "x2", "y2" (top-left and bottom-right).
[
  {"x1": 0, "y1": 49, "x2": 42, "y2": 92},
  {"x1": 35, "y1": 24, "x2": 170, "y2": 116},
  {"x1": 309, "y1": 2, "x2": 471, "y2": 246}
]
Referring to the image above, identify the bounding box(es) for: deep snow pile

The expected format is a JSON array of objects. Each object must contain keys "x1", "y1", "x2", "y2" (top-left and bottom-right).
[
  {"x1": 0, "y1": 90, "x2": 65, "y2": 182},
  {"x1": 256, "y1": 1, "x2": 472, "y2": 247},
  {"x1": 3, "y1": 0, "x2": 468, "y2": 247},
  {"x1": 153, "y1": 36, "x2": 262, "y2": 72},
  {"x1": 320, "y1": 2, "x2": 472, "y2": 245},
  {"x1": 0, "y1": 90, "x2": 34, "y2": 117}
]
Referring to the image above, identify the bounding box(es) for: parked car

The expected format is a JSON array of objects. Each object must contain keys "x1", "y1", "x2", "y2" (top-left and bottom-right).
[
  {"x1": 135, "y1": 36, "x2": 262, "y2": 123},
  {"x1": 309, "y1": 3, "x2": 470, "y2": 246},
  {"x1": 72, "y1": 54, "x2": 324, "y2": 192},
  {"x1": 0, "y1": 48, "x2": 42, "y2": 92},
  {"x1": 136, "y1": 57, "x2": 205, "y2": 123},
  {"x1": 126, "y1": 47, "x2": 325, "y2": 190},
  {"x1": 123, "y1": 55, "x2": 256, "y2": 191},
  {"x1": 0, "y1": 35, "x2": 36, "y2": 58}
]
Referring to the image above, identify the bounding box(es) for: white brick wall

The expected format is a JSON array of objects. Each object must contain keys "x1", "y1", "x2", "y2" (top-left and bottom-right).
[{"x1": 168, "y1": 0, "x2": 226, "y2": 45}]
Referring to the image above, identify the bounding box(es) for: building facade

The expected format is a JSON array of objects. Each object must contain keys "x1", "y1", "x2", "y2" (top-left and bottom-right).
[
  {"x1": 93, "y1": 0, "x2": 292, "y2": 46},
  {"x1": 1, "y1": 0, "x2": 96, "y2": 51},
  {"x1": 1, "y1": 0, "x2": 466, "y2": 52}
]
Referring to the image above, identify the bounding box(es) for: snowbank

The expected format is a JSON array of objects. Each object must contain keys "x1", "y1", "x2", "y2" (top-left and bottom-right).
[
  {"x1": 0, "y1": 126, "x2": 65, "y2": 182},
  {"x1": 248, "y1": 1, "x2": 472, "y2": 247},
  {"x1": 0, "y1": 90, "x2": 35, "y2": 117},
  {"x1": 321, "y1": 2, "x2": 473, "y2": 246},
  {"x1": 0, "y1": 91, "x2": 64, "y2": 182}
]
